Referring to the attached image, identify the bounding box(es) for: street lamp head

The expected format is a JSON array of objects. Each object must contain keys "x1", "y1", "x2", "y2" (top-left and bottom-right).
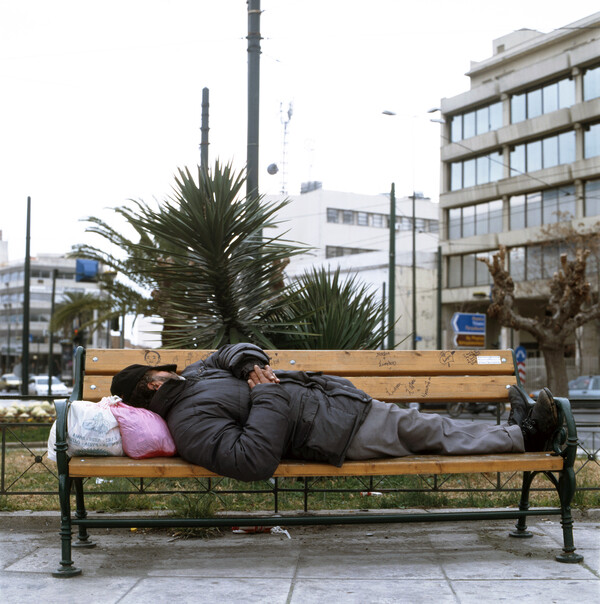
[{"x1": 382, "y1": 110, "x2": 396, "y2": 116}]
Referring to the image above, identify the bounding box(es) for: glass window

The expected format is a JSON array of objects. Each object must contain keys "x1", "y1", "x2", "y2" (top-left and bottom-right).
[
  {"x1": 326, "y1": 208, "x2": 339, "y2": 223},
  {"x1": 527, "y1": 88, "x2": 542, "y2": 118},
  {"x1": 357, "y1": 212, "x2": 368, "y2": 226},
  {"x1": 585, "y1": 179, "x2": 600, "y2": 216},
  {"x1": 542, "y1": 188, "x2": 559, "y2": 224},
  {"x1": 558, "y1": 131, "x2": 575, "y2": 164},
  {"x1": 527, "y1": 140, "x2": 542, "y2": 172},
  {"x1": 527, "y1": 246, "x2": 543, "y2": 280},
  {"x1": 462, "y1": 205, "x2": 475, "y2": 238},
  {"x1": 488, "y1": 200, "x2": 503, "y2": 233},
  {"x1": 397, "y1": 216, "x2": 411, "y2": 231},
  {"x1": 489, "y1": 151, "x2": 503, "y2": 182},
  {"x1": 476, "y1": 107, "x2": 489, "y2": 135},
  {"x1": 372, "y1": 214, "x2": 385, "y2": 228},
  {"x1": 543, "y1": 136, "x2": 559, "y2": 168},
  {"x1": 558, "y1": 185, "x2": 575, "y2": 221},
  {"x1": 476, "y1": 155, "x2": 489, "y2": 184},
  {"x1": 475, "y1": 203, "x2": 488, "y2": 235},
  {"x1": 542, "y1": 244, "x2": 559, "y2": 279},
  {"x1": 584, "y1": 65, "x2": 600, "y2": 101},
  {"x1": 476, "y1": 253, "x2": 491, "y2": 285},
  {"x1": 342, "y1": 210, "x2": 354, "y2": 224},
  {"x1": 511, "y1": 93, "x2": 526, "y2": 123},
  {"x1": 510, "y1": 195, "x2": 525, "y2": 230},
  {"x1": 451, "y1": 115, "x2": 462, "y2": 142},
  {"x1": 558, "y1": 78, "x2": 575, "y2": 108},
  {"x1": 510, "y1": 145, "x2": 525, "y2": 176},
  {"x1": 584, "y1": 123, "x2": 600, "y2": 158},
  {"x1": 448, "y1": 256, "x2": 461, "y2": 288},
  {"x1": 451, "y1": 162, "x2": 462, "y2": 191},
  {"x1": 526, "y1": 192, "x2": 542, "y2": 227},
  {"x1": 462, "y1": 254, "x2": 475, "y2": 287},
  {"x1": 463, "y1": 159, "x2": 476, "y2": 188},
  {"x1": 489, "y1": 102, "x2": 503, "y2": 130},
  {"x1": 543, "y1": 82, "x2": 558, "y2": 114},
  {"x1": 463, "y1": 111, "x2": 476, "y2": 139}
]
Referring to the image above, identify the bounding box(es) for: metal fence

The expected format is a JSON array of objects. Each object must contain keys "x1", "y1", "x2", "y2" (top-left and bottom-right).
[{"x1": 1, "y1": 421, "x2": 598, "y2": 512}]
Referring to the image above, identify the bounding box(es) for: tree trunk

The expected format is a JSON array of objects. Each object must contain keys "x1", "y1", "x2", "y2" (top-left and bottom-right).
[{"x1": 541, "y1": 346, "x2": 569, "y2": 397}]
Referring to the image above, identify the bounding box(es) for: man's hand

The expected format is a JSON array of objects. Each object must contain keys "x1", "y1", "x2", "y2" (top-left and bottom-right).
[{"x1": 248, "y1": 365, "x2": 280, "y2": 390}]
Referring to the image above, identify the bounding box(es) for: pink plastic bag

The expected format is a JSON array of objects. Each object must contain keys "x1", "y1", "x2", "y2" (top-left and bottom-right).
[{"x1": 109, "y1": 401, "x2": 177, "y2": 459}]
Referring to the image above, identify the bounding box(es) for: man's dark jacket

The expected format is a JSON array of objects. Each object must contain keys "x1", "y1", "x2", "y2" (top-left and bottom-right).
[{"x1": 147, "y1": 344, "x2": 372, "y2": 481}]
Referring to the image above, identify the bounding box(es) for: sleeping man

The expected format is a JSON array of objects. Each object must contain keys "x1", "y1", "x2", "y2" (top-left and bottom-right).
[{"x1": 110, "y1": 343, "x2": 558, "y2": 481}]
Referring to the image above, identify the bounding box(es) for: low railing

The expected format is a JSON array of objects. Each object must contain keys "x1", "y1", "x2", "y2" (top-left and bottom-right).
[{"x1": 1, "y1": 420, "x2": 598, "y2": 511}]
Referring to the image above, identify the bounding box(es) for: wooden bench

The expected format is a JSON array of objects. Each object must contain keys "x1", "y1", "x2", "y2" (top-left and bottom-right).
[{"x1": 52, "y1": 346, "x2": 584, "y2": 577}]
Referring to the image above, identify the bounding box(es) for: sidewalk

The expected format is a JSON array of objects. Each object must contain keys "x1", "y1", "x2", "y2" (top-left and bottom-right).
[{"x1": 1, "y1": 509, "x2": 599, "y2": 603}]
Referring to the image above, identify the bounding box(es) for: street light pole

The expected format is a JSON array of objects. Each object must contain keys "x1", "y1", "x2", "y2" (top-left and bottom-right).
[
  {"x1": 388, "y1": 183, "x2": 396, "y2": 350},
  {"x1": 411, "y1": 192, "x2": 417, "y2": 350}
]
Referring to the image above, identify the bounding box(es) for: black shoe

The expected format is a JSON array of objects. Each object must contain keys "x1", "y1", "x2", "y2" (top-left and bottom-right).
[
  {"x1": 521, "y1": 388, "x2": 559, "y2": 451},
  {"x1": 507, "y1": 386, "x2": 531, "y2": 426}
]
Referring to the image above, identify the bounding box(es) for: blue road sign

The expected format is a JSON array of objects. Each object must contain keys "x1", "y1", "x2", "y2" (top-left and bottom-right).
[
  {"x1": 515, "y1": 346, "x2": 527, "y2": 363},
  {"x1": 451, "y1": 312, "x2": 486, "y2": 334}
]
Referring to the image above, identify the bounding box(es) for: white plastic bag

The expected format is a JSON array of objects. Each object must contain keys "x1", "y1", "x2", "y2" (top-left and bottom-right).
[{"x1": 47, "y1": 400, "x2": 123, "y2": 460}]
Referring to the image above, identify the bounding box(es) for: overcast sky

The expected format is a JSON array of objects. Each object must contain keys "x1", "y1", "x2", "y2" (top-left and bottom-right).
[{"x1": 1, "y1": 0, "x2": 599, "y2": 261}]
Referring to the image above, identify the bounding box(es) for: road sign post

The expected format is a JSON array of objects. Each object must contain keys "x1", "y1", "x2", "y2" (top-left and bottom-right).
[{"x1": 452, "y1": 312, "x2": 486, "y2": 348}]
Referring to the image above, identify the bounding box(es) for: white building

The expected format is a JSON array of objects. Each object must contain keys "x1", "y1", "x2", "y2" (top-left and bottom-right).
[
  {"x1": 0, "y1": 253, "x2": 104, "y2": 377},
  {"x1": 437, "y1": 11, "x2": 600, "y2": 381},
  {"x1": 267, "y1": 185, "x2": 440, "y2": 349}
]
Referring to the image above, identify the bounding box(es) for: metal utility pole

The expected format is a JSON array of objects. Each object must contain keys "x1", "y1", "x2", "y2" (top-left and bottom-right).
[
  {"x1": 48, "y1": 268, "x2": 58, "y2": 395},
  {"x1": 246, "y1": 0, "x2": 261, "y2": 202},
  {"x1": 21, "y1": 196, "x2": 31, "y2": 395},
  {"x1": 411, "y1": 192, "x2": 417, "y2": 350},
  {"x1": 437, "y1": 245, "x2": 442, "y2": 349},
  {"x1": 388, "y1": 183, "x2": 396, "y2": 350},
  {"x1": 200, "y1": 87, "x2": 210, "y2": 171}
]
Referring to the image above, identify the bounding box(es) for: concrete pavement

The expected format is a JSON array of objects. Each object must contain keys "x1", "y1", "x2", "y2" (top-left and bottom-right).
[{"x1": 0, "y1": 509, "x2": 599, "y2": 603}]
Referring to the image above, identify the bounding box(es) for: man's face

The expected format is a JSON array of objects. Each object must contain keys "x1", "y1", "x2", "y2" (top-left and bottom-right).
[{"x1": 146, "y1": 370, "x2": 181, "y2": 392}]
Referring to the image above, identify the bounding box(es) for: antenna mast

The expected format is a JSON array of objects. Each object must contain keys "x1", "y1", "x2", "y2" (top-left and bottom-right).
[{"x1": 280, "y1": 102, "x2": 293, "y2": 194}]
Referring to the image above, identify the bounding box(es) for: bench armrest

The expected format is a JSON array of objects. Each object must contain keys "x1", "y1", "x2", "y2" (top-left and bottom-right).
[{"x1": 553, "y1": 397, "x2": 579, "y2": 465}]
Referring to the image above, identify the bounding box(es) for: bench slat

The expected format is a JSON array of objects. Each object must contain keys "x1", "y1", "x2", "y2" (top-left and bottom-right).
[
  {"x1": 68, "y1": 453, "x2": 563, "y2": 479},
  {"x1": 80, "y1": 374, "x2": 517, "y2": 403},
  {"x1": 85, "y1": 349, "x2": 516, "y2": 377}
]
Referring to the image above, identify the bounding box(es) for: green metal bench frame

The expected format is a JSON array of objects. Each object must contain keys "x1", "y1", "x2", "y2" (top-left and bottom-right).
[{"x1": 51, "y1": 347, "x2": 584, "y2": 577}]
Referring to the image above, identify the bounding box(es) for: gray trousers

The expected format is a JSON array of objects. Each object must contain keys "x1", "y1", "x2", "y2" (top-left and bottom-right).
[{"x1": 345, "y1": 400, "x2": 524, "y2": 460}]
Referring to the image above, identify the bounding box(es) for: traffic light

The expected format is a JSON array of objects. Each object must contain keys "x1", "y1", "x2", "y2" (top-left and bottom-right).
[{"x1": 73, "y1": 328, "x2": 85, "y2": 346}]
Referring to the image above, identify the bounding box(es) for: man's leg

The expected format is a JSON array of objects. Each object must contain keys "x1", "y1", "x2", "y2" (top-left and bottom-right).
[{"x1": 345, "y1": 400, "x2": 524, "y2": 460}]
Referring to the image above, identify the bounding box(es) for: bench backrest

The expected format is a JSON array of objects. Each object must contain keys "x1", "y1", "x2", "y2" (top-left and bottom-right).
[{"x1": 74, "y1": 348, "x2": 521, "y2": 405}]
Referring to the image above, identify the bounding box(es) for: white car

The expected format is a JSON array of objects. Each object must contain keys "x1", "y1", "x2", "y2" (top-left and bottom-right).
[{"x1": 28, "y1": 375, "x2": 70, "y2": 397}]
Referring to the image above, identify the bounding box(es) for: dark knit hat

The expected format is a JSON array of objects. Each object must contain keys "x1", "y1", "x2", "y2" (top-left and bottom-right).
[{"x1": 110, "y1": 363, "x2": 177, "y2": 401}]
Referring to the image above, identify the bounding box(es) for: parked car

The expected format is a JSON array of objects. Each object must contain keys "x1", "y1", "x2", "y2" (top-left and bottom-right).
[
  {"x1": 27, "y1": 375, "x2": 70, "y2": 397},
  {"x1": 530, "y1": 375, "x2": 600, "y2": 408},
  {"x1": 0, "y1": 373, "x2": 22, "y2": 392}
]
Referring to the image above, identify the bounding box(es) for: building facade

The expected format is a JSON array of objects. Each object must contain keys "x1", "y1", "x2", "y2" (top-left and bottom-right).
[
  {"x1": 0, "y1": 254, "x2": 104, "y2": 379},
  {"x1": 268, "y1": 186, "x2": 440, "y2": 349},
  {"x1": 438, "y1": 12, "x2": 600, "y2": 384}
]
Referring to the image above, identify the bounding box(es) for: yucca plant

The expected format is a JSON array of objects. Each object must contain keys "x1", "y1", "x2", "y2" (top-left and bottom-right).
[
  {"x1": 268, "y1": 266, "x2": 389, "y2": 350},
  {"x1": 74, "y1": 161, "x2": 309, "y2": 348}
]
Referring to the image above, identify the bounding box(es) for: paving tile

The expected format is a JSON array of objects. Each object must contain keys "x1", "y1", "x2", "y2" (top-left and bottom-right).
[
  {"x1": 290, "y1": 579, "x2": 456, "y2": 604},
  {"x1": 120, "y1": 577, "x2": 291, "y2": 604},
  {"x1": 450, "y1": 579, "x2": 600, "y2": 603}
]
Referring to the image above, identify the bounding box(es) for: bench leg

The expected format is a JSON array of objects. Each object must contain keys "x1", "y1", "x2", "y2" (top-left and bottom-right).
[
  {"x1": 73, "y1": 477, "x2": 95, "y2": 549},
  {"x1": 555, "y1": 467, "x2": 584, "y2": 563},
  {"x1": 510, "y1": 471, "x2": 534, "y2": 539},
  {"x1": 52, "y1": 476, "x2": 82, "y2": 577}
]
